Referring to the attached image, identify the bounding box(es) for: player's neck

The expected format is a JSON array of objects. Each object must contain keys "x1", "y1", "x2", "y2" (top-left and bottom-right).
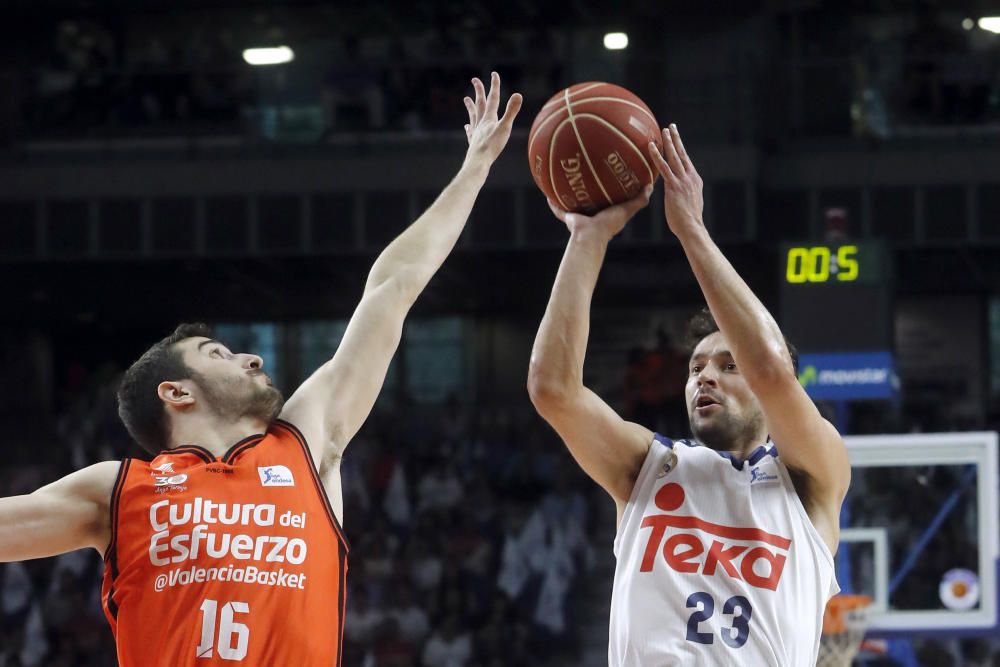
[
  {"x1": 725, "y1": 431, "x2": 769, "y2": 461},
  {"x1": 167, "y1": 414, "x2": 269, "y2": 459}
]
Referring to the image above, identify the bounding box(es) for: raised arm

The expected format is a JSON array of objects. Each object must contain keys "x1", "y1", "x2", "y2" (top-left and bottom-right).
[
  {"x1": 0, "y1": 461, "x2": 119, "y2": 562},
  {"x1": 647, "y1": 125, "x2": 850, "y2": 523},
  {"x1": 282, "y1": 73, "x2": 522, "y2": 462},
  {"x1": 527, "y1": 191, "x2": 654, "y2": 513}
]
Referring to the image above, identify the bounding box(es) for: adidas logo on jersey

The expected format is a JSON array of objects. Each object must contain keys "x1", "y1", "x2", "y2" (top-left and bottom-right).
[
  {"x1": 258, "y1": 466, "x2": 295, "y2": 487},
  {"x1": 656, "y1": 450, "x2": 679, "y2": 479},
  {"x1": 152, "y1": 462, "x2": 177, "y2": 475}
]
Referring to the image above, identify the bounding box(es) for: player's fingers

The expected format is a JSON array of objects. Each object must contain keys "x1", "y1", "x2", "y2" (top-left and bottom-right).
[
  {"x1": 670, "y1": 124, "x2": 695, "y2": 172},
  {"x1": 464, "y1": 124, "x2": 472, "y2": 142},
  {"x1": 472, "y1": 77, "x2": 487, "y2": 119},
  {"x1": 648, "y1": 140, "x2": 677, "y2": 182},
  {"x1": 621, "y1": 184, "x2": 654, "y2": 217},
  {"x1": 547, "y1": 198, "x2": 569, "y2": 222},
  {"x1": 486, "y1": 71, "x2": 501, "y2": 117},
  {"x1": 662, "y1": 126, "x2": 686, "y2": 177},
  {"x1": 463, "y1": 96, "x2": 477, "y2": 127},
  {"x1": 499, "y1": 92, "x2": 523, "y2": 129}
]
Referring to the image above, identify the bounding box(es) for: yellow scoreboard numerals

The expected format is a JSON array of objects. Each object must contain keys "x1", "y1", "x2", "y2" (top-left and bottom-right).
[
  {"x1": 786, "y1": 246, "x2": 829, "y2": 283},
  {"x1": 836, "y1": 245, "x2": 859, "y2": 281},
  {"x1": 785, "y1": 245, "x2": 859, "y2": 284}
]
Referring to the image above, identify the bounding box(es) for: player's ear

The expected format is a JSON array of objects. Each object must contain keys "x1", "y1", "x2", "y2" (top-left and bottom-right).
[{"x1": 158, "y1": 381, "x2": 195, "y2": 408}]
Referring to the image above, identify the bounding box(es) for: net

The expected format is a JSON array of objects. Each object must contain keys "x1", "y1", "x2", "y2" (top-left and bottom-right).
[{"x1": 816, "y1": 594, "x2": 873, "y2": 667}]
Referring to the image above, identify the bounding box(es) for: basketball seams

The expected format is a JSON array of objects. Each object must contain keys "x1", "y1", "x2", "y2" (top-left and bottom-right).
[
  {"x1": 544, "y1": 114, "x2": 650, "y2": 211},
  {"x1": 529, "y1": 107, "x2": 566, "y2": 173},
  {"x1": 548, "y1": 118, "x2": 573, "y2": 210},
  {"x1": 574, "y1": 112, "x2": 654, "y2": 184},
  {"x1": 529, "y1": 112, "x2": 554, "y2": 160},
  {"x1": 529, "y1": 96, "x2": 656, "y2": 154},
  {"x1": 539, "y1": 82, "x2": 605, "y2": 111},
  {"x1": 556, "y1": 97, "x2": 658, "y2": 125},
  {"x1": 564, "y1": 89, "x2": 614, "y2": 207}
]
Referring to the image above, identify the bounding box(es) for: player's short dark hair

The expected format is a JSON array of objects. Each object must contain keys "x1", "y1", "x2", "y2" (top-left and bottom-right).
[
  {"x1": 685, "y1": 307, "x2": 799, "y2": 375},
  {"x1": 117, "y1": 323, "x2": 213, "y2": 455}
]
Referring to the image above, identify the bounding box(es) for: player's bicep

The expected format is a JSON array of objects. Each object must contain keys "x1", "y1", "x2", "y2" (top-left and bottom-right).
[
  {"x1": 282, "y1": 279, "x2": 408, "y2": 457},
  {"x1": 759, "y1": 381, "x2": 850, "y2": 501},
  {"x1": 535, "y1": 387, "x2": 653, "y2": 504},
  {"x1": 0, "y1": 461, "x2": 118, "y2": 561}
]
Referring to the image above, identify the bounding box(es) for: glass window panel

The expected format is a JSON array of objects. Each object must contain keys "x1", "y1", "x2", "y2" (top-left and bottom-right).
[
  {"x1": 214, "y1": 323, "x2": 283, "y2": 391},
  {"x1": 298, "y1": 320, "x2": 398, "y2": 402},
  {"x1": 405, "y1": 317, "x2": 465, "y2": 403}
]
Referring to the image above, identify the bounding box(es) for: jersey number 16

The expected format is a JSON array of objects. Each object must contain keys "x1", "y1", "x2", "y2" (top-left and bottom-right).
[{"x1": 197, "y1": 599, "x2": 250, "y2": 661}]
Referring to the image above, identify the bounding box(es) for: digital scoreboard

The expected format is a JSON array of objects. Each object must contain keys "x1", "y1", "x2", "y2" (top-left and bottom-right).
[
  {"x1": 779, "y1": 242, "x2": 891, "y2": 353},
  {"x1": 782, "y1": 243, "x2": 884, "y2": 286}
]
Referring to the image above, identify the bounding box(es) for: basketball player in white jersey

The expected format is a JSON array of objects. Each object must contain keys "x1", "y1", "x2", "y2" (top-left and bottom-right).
[{"x1": 528, "y1": 124, "x2": 850, "y2": 665}]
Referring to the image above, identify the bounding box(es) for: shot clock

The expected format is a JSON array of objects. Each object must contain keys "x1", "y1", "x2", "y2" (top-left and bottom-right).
[
  {"x1": 779, "y1": 241, "x2": 892, "y2": 352},
  {"x1": 783, "y1": 243, "x2": 883, "y2": 286}
]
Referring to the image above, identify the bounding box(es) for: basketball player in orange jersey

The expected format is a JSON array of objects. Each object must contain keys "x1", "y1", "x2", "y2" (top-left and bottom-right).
[
  {"x1": 0, "y1": 72, "x2": 521, "y2": 667},
  {"x1": 528, "y1": 125, "x2": 851, "y2": 664}
]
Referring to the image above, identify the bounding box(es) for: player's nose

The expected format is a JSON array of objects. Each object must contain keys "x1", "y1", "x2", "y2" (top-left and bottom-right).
[
  {"x1": 695, "y1": 366, "x2": 718, "y2": 385},
  {"x1": 241, "y1": 353, "x2": 263, "y2": 370}
]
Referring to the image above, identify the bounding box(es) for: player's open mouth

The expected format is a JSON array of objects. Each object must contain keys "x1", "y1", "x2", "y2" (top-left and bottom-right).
[{"x1": 694, "y1": 395, "x2": 721, "y2": 412}]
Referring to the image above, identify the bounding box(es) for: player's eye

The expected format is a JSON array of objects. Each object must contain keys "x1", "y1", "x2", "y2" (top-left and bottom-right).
[
  {"x1": 726, "y1": 363, "x2": 737, "y2": 371},
  {"x1": 690, "y1": 365, "x2": 702, "y2": 374}
]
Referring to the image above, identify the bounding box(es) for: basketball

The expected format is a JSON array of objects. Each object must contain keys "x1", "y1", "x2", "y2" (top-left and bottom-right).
[{"x1": 527, "y1": 82, "x2": 663, "y2": 215}]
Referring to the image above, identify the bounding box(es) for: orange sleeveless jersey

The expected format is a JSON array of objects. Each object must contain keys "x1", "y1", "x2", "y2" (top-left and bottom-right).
[{"x1": 101, "y1": 420, "x2": 349, "y2": 666}]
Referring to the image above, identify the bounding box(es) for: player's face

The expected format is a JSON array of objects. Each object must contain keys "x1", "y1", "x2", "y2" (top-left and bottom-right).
[
  {"x1": 685, "y1": 331, "x2": 765, "y2": 452},
  {"x1": 179, "y1": 337, "x2": 284, "y2": 423}
]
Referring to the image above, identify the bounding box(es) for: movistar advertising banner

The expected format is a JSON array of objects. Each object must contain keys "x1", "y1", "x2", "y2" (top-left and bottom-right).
[{"x1": 797, "y1": 352, "x2": 897, "y2": 400}]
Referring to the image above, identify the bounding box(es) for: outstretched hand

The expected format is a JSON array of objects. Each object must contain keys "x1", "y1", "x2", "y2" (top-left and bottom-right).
[
  {"x1": 547, "y1": 186, "x2": 654, "y2": 243},
  {"x1": 463, "y1": 72, "x2": 523, "y2": 166},
  {"x1": 647, "y1": 124, "x2": 705, "y2": 237}
]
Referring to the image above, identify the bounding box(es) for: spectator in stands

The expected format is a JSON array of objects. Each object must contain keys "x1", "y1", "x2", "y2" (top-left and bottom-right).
[
  {"x1": 390, "y1": 582, "x2": 431, "y2": 645},
  {"x1": 422, "y1": 613, "x2": 472, "y2": 667}
]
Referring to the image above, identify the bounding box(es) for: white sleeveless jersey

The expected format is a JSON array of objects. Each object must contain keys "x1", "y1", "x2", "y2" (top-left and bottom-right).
[{"x1": 609, "y1": 435, "x2": 838, "y2": 666}]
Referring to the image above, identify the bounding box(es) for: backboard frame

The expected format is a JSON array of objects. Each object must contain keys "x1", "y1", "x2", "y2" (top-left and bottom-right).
[{"x1": 843, "y1": 431, "x2": 999, "y2": 637}]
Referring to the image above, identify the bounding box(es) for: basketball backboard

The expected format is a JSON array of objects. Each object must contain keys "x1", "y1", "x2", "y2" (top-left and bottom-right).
[{"x1": 839, "y1": 432, "x2": 998, "y2": 638}]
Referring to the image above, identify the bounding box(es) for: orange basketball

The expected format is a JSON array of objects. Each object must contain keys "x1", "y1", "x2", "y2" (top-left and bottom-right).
[{"x1": 527, "y1": 82, "x2": 662, "y2": 215}]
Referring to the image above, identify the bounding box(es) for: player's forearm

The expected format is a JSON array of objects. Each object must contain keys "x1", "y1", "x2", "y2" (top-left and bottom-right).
[
  {"x1": 676, "y1": 225, "x2": 792, "y2": 382},
  {"x1": 364, "y1": 156, "x2": 491, "y2": 301},
  {"x1": 528, "y1": 228, "x2": 608, "y2": 402}
]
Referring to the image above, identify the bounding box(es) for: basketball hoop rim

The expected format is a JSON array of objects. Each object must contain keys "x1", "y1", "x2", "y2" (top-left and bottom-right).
[{"x1": 822, "y1": 594, "x2": 874, "y2": 635}]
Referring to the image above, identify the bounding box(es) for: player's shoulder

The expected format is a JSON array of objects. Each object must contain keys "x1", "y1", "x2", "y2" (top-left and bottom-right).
[
  {"x1": 661, "y1": 435, "x2": 697, "y2": 448},
  {"x1": 83, "y1": 460, "x2": 124, "y2": 490},
  {"x1": 654, "y1": 435, "x2": 702, "y2": 456},
  {"x1": 73, "y1": 459, "x2": 122, "y2": 483},
  {"x1": 45, "y1": 460, "x2": 122, "y2": 504}
]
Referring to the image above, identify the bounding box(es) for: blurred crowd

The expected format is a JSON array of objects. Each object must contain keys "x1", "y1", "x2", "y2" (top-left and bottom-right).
[
  {"x1": 7, "y1": 9, "x2": 1000, "y2": 147},
  {"x1": 799, "y1": 8, "x2": 1000, "y2": 140},
  {"x1": 338, "y1": 398, "x2": 597, "y2": 667},
  {"x1": 3, "y1": 18, "x2": 565, "y2": 144}
]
